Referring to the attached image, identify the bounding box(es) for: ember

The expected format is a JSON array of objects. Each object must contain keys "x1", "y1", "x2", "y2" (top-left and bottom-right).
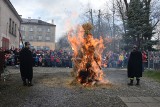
[{"x1": 68, "y1": 23, "x2": 108, "y2": 86}]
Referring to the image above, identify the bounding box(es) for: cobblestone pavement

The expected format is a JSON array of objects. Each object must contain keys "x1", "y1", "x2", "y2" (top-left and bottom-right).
[{"x1": 0, "y1": 67, "x2": 160, "y2": 107}]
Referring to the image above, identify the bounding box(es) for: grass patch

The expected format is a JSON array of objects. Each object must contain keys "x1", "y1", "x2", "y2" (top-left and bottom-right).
[{"x1": 144, "y1": 70, "x2": 160, "y2": 82}]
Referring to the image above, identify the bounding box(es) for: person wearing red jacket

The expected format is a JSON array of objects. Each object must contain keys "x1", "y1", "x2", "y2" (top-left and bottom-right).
[{"x1": 142, "y1": 51, "x2": 147, "y2": 71}]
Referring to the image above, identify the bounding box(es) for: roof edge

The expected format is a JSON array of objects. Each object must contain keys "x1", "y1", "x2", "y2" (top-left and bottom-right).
[
  {"x1": 4, "y1": 0, "x2": 22, "y2": 22},
  {"x1": 22, "y1": 18, "x2": 56, "y2": 26}
]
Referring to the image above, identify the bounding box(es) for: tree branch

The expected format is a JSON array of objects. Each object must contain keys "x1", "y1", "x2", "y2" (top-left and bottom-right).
[
  {"x1": 123, "y1": 0, "x2": 128, "y2": 12},
  {"x1": 152, "y1": 19, "x2": 160, "y2": 29}
]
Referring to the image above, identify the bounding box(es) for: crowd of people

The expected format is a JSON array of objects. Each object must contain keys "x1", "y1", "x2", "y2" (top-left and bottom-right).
[
  {"x1": 103, "y1": 50, "x2": 160, "y2": 70},
  {"x1": 1, "y1": 48, "x2": 73, "y2": 68},
  {"x1": 103, "y1": 51, "x2": 130, "y2": 68},
  {"x1": 2, "y1": 48, "x2": 132, "y2": 69},
  {"x1": 1, "y1": 47, "x2": 159, "y2": 70}
]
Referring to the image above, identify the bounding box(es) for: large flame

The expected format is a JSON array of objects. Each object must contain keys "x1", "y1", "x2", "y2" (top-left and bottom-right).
[{"x1": 68, "y1": 23, "x2": 106, "y2": 86}]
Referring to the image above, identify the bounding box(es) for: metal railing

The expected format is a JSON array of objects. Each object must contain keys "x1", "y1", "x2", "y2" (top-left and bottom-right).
[{"x1": 147, "y1": 51, "x2": 160, "y2": 70}]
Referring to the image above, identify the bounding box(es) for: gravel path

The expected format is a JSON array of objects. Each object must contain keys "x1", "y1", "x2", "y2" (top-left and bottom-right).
[{"x1": 0, "y1": 67, "x2": 160, "y2": 107}]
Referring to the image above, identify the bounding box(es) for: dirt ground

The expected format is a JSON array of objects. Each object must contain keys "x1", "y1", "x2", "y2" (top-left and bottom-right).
[{"x1": 0, "y1": 67, "x2": 160, "y2": 107}]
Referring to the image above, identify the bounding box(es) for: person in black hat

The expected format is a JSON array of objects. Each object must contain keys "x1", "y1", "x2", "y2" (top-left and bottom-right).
[
  {"x1": 127, "y1": 45, "x2": 143, "y2": 86},
  {"x1": 19, "y1": 42, "x2": 33, "y2": 86}
]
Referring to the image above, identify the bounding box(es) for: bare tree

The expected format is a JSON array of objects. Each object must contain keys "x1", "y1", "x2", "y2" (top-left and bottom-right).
[
  {"x1": 116, "y1": 0, "x2": 127, "y2": 34},
  {"x1": 56, "y1": 34, "x2": 71, "y2": 50}
]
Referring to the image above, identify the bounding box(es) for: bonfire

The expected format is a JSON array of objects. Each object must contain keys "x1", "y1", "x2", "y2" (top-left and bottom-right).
[{"x1": 68, "y1": 23, "x2": 108, "y2": 86}]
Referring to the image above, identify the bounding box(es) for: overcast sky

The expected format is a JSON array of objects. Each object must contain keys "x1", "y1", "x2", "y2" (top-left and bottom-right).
[{"x1": 10, "y1": 0, "x2": 109, "y2": 42}]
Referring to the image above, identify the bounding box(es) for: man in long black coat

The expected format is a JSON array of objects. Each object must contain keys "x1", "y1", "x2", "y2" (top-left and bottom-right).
[
  {"x1": 20, "y1": 42, "x2": 33, "y2": 86},
  {"x1": 127, "y1": 45, "x2": 142, "y2": 85}
]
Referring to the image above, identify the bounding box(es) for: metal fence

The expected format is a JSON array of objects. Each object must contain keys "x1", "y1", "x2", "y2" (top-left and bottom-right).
[{"x1": 147, "y1": 51, "x2": 160, "y2": 70}]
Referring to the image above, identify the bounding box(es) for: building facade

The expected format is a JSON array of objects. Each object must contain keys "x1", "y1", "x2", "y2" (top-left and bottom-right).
[
  {"x1": 21, "y1": 18, "x2": 56, "y2": 50},
  {"x1": 0, "y1": 0, "x2": 22, "y2": 50}
]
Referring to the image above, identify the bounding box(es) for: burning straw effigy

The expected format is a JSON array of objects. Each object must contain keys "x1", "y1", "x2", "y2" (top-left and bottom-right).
[{"x1": 68, "y1": 23, "x2": 109, "y2": 86}]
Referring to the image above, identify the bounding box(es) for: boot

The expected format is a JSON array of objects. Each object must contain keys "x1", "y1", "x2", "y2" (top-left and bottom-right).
[
  {"x1": 22, "y1": 77, "x2": 27, "y2": 86},
  {"x1": 128, "y1": 80, "x2": 133, "y2": 86},
  {"x1": 28, "y1": 81, "x2": 33, "y2": 86},
  {"x1": 23, "y1": 81, "x2": 27, "y2": 86},
  {"x1": 136, "y1": 79, "x2": 140, "y2": 85}
]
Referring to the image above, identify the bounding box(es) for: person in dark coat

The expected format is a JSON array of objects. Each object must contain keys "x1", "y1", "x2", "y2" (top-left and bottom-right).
[
  {"x1": 14, "y1": 48, "x2": 20, "y2": 66},
  {"x1": 0, "y1": 48, "x2": 5, "y2": 80},
  {"x1": 20, "y1": 42, "x2": 33, "y2": 86},
  {"x1": 127, "y1": 45, "x2": 142, "y2": 86}
]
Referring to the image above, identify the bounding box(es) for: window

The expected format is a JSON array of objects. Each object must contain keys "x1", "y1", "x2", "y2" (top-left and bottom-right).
[
  {"x1": 22, "y1": 36, "x2": 25, "y2": 40},
  {"x1": 9, "y1": 18, "x2": 16, "y2": 36},
  {"x1": 43, "y1": 46, "x2": 49, "y2": 50},
  {"x1": 12, "y1": 21, "x2": 14, "y2": 34},
  {"x1": 29, "y1": 36, "x2": 33, "y2": 40},
  {"x1": 46, "y1": 37, "x2": 50, "y2": 41},
  {"x1": 21, "y1": 26, "x2": 25, "y2": 31},
  {"x1": 14, "y1": 24, "x2": 17, "y2": 36},
  {"x1": 38, "y1": 28, "x2": 42, "y2": 32},
  {"x1": 47, "y1": 28, "x2": 50, "y2": 32},
  {"x1": 30, "y1": 27, "x2": 33, "y2": 31},
  {"x1": 37, "y1": 46, "x2": 41, "y2": 50},
  {"x1": 30, "y1": 46, "x2": 34, "y2": 49},
  {"x1": 38, "y1": 36, "x2": 42, "y2": 40},
  {"x1": 9, "y1": 18, "x2": 11, "y2": 33}
]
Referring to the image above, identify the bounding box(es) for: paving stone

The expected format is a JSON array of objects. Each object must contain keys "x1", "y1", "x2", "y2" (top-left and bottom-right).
[
  {"x1": 153, "y1": 97, "x2": 160, "y2": 102},
  {"x1": 145, "y1": 103, "x2": 160, "y2": 107},
  {"x1": 120, "y1": 97, "x2": 141, "y2": 103},
  {"x1": 125, "y1": 103, "x2": 146, "y2": 107},
  {"x1": 138, "y1": 97, "x2": 159, "y2": 103},
  {"x1": 121, "y1": 97, "x2": 160, "y2": 107}
]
